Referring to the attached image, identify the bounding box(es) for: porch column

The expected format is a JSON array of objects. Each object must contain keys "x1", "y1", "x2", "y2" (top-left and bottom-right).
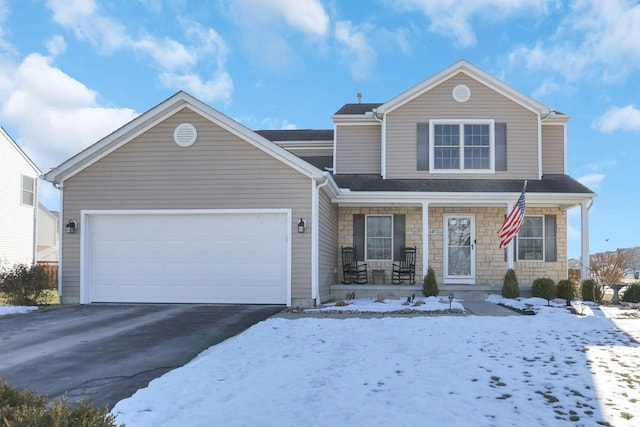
[
  {"x1": 422, "y1": 202, "x2": 429, "y2": 279},
  {"x1": 505, "y1": 203, "x2": 515, "y2": 269},
  {"x1": 581, "y1": 201, "x2": 591, "y2": 280}
]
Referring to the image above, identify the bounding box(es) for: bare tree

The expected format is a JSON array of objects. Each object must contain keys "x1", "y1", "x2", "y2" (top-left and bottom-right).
[{"x1": 590, "y1": 250, "x2": 628, "y2": 287}]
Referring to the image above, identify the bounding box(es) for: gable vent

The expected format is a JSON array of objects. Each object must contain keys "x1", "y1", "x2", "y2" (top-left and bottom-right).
[
  {"x1": 452, "y1": 84, "x2": 471, "y2": 103},
  {"x1": 174, "y1": 123, "x2": 197, "y2": 147}
]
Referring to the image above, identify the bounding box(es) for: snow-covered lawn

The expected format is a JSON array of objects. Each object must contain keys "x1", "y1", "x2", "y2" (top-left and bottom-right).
[
  {"x1": 0, "y1": 305, "x2": 38, "y2": 316},
  {"x1": 112, "y1": 297, "x2": 640, "y2": 427}
]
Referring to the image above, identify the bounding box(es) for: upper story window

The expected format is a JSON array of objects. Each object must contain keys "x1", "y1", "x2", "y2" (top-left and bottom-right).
[
  {"x1": 365, "y1": 215, "x2": 393, "y2": 260},
  {"x1": 21, "y1": 175, "x2": 35, "y2": 206},
  {"x1": 429, "y1": 120, "x2": 494, "y2": 172}
]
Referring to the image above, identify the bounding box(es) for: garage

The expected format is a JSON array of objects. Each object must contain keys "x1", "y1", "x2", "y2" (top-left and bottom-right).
[{"x1": 82, "y1": 210, "x2": 290, "y2": 304}]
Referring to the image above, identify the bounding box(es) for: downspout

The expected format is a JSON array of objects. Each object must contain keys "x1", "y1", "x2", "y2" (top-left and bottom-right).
[
  {"x1": 57, "y1": 182, "x2": 64, "y2": 300},
  {"x1": 372, "y1": 110, "x2": 386, "y2": 178},
  {"x1": 312, "y1": 173, "x2": 330, "y2": 306},
  {"x1": 32, "y1": 178, "x2": 39, "y2": 264}
]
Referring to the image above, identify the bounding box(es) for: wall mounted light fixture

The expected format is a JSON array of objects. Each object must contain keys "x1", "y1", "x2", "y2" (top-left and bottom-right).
[
  {"x1": 65, "y1": 220, "x2": 77, "y2": 234},
  {"x1": 297, "y1": 218, "x2": 306, "y2": 233}
]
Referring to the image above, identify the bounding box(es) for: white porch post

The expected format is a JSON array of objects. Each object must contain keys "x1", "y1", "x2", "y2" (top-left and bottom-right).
[
  {"x1": 581, "y1": 201, "x2": 591, "y2": 280},
  {"x1": 422, "y1": 202, "x2": 429, "y2": 279},
  {"x1": 505, "y1": 203, "x2": 514, "y2": 269}
]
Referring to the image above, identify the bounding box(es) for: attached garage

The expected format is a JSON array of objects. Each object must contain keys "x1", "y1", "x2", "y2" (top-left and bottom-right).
[{"x1": 81, "y1": 210, "x2": 290, "y2": 304}]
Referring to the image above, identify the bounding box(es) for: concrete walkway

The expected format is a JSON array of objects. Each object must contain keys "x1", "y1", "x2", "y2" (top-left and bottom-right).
[{"x1": 461, "y1": 300, "x2": 520, "y2": 316}]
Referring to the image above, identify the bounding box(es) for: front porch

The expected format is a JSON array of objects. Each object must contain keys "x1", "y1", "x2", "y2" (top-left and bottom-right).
[{"x1": 330, "y1": 283, "x2": 533, "y2": 302}]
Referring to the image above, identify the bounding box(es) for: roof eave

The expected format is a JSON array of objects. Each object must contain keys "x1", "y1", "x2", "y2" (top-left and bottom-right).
[{"x1": 333, "y1": 190, "x2": 595, "y2": 209}]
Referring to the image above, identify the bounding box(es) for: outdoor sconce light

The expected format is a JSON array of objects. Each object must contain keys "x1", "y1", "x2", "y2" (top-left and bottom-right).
[
  {"x1": 297, "y1": 218, "x2": 306, "y2": 233},
  {"x1": 65, "y1": 220, "x2": 77, "y2": 234},
  {"x1": 448, "y1": 293, "x2": 455, "y2": 310}
]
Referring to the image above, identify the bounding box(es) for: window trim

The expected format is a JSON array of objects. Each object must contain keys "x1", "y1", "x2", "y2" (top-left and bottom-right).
[
  {"x1": 21, "y1": 174, "x2": 36, "y2": 207},
  {"x1": 429, "y1": 119, "x2": 495, "y2": 173},
  {"x1": 365, "y1": 214, "x2": 393, "y2": 261},
  {"x1": 517, "y1": 215, "x2": 545, "y2": 262}
]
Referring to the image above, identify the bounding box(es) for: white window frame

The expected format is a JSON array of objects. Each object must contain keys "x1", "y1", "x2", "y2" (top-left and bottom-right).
[
  {"x1": 21, "y1": 174, "x2": 35, "y2": 207},
  {"x1": 365, "y1": 214, "x2": 393, "y2": 261},
  {"x1": 517, "y1": 216, "x2": 545, "y2": 262},
  {"x1": 429, "y1": 119, "x2": 495, "y2": 173}
]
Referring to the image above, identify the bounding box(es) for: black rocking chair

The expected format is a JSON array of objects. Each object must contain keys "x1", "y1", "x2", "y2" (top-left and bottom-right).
[
  {"x1": 392, "y1": 246, "x2": 416, "y2": 284},
  {"x1": 341, "y1": 246, "x2": 368, "y2": 284}
]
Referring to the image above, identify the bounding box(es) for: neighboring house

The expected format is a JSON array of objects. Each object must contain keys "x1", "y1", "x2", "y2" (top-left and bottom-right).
[
  {"x1": 36, "y1": 202, "x2": 60, "y2": 263},
  {"x1": 44, "y1": 60, "x2": 595, "y2": 306},
  {"x1": 0, "y1": 127, "x2": 41, "y2": 267}
]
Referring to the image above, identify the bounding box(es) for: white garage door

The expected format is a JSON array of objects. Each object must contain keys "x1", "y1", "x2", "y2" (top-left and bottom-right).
[{"x1": 83, "y1": 211, "x2": 289, "y2": 304}]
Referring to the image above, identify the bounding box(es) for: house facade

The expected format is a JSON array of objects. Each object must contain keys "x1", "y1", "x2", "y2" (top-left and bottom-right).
[
  {"x1": 45, "y1": 60, "x2": 595, "y2": 306},
  {"x1": 0, "y1": 127, "x2": 41, "y2": 266}
]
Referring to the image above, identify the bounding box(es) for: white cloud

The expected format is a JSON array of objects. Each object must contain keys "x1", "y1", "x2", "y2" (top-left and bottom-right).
[
  {"x1": 0, "y1": 0, "x2": 15, "y2": 54},
  {"x1": 594, "y1": 105, "x2": 640, "y2": 133},
  {"x1": 45, "y1": 0, "x2": 231, "y2": 103},
  {"x1": 0, "y1": 53, "x2": 136, "y2": 172},
  {"x1": 45, "y1": 35, "x2": 66, "y2": 57},
  {"x1": 386, "y1": 0, "x2": 555, "y2": 48},
  {"x1": 334, "y1": 21, "x2": 377, "y2": 81},
  {"x1": 509, "y1": 0, "x2": 640, "y2": 85},
  {"x1": 227, "y1": 0, "x2": 329, "y2": 71},
  {"x1": 577, "y1": 173, "x2": 605, "y2": 189}
]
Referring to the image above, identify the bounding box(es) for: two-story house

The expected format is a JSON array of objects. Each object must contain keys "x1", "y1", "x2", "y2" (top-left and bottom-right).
[
  {"x1": 44, "y1": 60, "x2": 595, "y2": 306},
  {"x1": 1, "y1": 127, "x2": 41, "y2": 267}
]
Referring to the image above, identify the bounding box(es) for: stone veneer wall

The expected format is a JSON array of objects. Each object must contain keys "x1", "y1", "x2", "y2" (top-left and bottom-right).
[
  {"x1": 338, "y1": 207, "x2": 423, "y2": 283},
  {"x1": 338, "y1": 206, "x2": 567, "y2": 286}
]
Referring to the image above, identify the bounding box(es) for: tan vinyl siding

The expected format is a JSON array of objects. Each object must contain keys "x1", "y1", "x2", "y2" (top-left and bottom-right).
[
  {"x1": 385, "y1": 74, "x2": 539, "y2": 179},
  {"x1": 61, "y1": 108, "x2": 313, "y2": 304},
  {"x1": 542, "y1": 125, "x2": 565, "y2": 174},
  {"x1": 335, "y1": 124, "x2": 381, "y2": 174},
  {"x1": 318, "y1": 188, "x2": 338, "y2": 303}
]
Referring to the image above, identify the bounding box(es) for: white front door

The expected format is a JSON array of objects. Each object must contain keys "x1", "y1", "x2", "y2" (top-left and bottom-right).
[{"x1": 444, "y1": 214, "x2": 475, "y2": 284}]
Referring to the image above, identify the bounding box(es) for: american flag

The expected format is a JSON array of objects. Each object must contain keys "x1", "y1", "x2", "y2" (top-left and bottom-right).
[{"x1": 498, "y1": 182, "x2": 527, "y2": 248}]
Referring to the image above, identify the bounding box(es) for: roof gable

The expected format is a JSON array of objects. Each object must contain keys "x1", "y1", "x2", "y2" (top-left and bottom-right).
[
  {"x1": 375, "y1": 59, "x2": 551, "y2": 116},
  {"x1": 0, "y1": 127, "x2": 42, "y2": 175},
  {"x1": 44, "y1": 92, "x2": 325, "y2": 184}
]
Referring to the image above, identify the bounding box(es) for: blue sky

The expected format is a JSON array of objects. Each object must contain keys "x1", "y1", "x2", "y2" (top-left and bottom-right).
[{"x1": 1, "y1": 0, "x2": 638, "y2": 259}]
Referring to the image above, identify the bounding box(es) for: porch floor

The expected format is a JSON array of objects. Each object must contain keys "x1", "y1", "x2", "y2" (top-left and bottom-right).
[{"x1": 330, "y1": 283, "x2": 530, "y2": 302}]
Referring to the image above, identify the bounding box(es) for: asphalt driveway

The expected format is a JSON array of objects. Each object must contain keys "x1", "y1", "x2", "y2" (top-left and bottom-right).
[{"x1": 0, "y1": 304, "x2": 283, "y2": 409}]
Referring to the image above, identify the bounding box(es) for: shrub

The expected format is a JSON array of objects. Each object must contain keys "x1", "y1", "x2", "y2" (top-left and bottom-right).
[
  {"x1": 621, "y1": 283, "x2": 640, "y2": 303},
  {"x1": 0, "y1": 264, "x2": 55, "y2": 306},
  {"x1": 0, "y1": 377, "x2": 122, "y2": 427},
  {"x1": 556, "y1": 279, "x2": 577, "y2": 304},
  {"x1": 501, "y1": 269, "x2": 520, "y2": 299},
  {"x1": 0, "y1": 264, "x2": 56, "y2": 306},
  {"x1": 581, "y1": 279, "x2": 604, "y2": 302},
  {"x1": 422, "y1": 266, "x2": 439, "y2": 297},
  {"x1": 531, "y1": 278, "x2": 557, "y2": 305}
]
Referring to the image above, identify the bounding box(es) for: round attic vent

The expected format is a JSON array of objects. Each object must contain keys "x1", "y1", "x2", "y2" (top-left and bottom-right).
[
  {"x1": 173, "y1": 123, "x2": 197, "y2": 147},
  {"x1": 452, "y1": 84, "x2": 471, "y2": 103}
]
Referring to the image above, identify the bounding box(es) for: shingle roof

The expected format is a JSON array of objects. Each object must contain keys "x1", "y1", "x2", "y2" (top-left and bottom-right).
[
  {"x1": 300, "y1": 156, "x2": 333, "y2": 171},
  {"x1": 334, "y1": 103, "x2": 383, "y2": 115},
  {"x1": 332, "y1": 174, "x2": 594, "y2": 194},
  {"x1": 256, "y1": 129, "x2": 333, "y2": 141}
]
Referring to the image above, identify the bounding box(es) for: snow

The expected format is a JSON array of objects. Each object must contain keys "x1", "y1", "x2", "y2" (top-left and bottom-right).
[
  {"x1": 0, "y1": 305, "x2": 38, "y2": 316},
  {"x1": 111, "y1": 297, "x2": 640, "y2": 427}
]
